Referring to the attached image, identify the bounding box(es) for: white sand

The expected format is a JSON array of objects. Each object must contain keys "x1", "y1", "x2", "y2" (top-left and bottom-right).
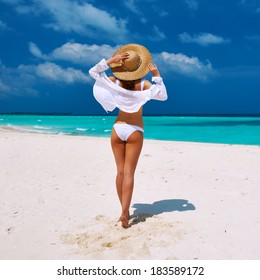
[{"x1": 0, "y1": 128, "x2": 260, "y2": 260}]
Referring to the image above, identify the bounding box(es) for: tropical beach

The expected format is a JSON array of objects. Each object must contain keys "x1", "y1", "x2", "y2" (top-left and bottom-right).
[
  {"x1": 1, "y1": 127, "x2": 260, "y2": 260},
  {"x1": 1, "y1": 2, "x2": 260, "y2": 276}
]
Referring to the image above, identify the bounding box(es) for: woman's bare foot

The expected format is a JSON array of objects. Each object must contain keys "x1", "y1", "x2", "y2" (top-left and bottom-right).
[{"x1": 120, "y1": 215, "x2": 130, "y2": 229}]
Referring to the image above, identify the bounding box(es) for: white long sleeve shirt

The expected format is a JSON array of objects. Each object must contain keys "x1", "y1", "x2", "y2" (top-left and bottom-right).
[{"x1": 89, "y1": 59, "x2": 168, "y2": 113}]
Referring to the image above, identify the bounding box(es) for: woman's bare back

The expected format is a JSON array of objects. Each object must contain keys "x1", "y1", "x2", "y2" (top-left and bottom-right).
[{"x1": 108, "y1": 76, "x2": 152, "y2": 128}]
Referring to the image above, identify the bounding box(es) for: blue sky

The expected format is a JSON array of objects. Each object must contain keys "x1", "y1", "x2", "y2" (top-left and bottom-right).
[{"x1": 0, "y1": 0, "x2": 259, "y2": 115}]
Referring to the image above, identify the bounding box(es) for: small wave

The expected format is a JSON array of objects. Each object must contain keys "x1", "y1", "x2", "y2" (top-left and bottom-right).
[
  {"x1": 76, "y1": 127, "x2": 88, "y2": 132},
  {"x1": 104, "y1": 129, "x2": 111, "y2": 132},
  {"x1": 37, "y1": 119, "x2": 42, "y2": 122},
  {"x1": 0, "y1": 119, "x2": 4, "y2": 121},
  {"x1": 29, "y1": 130, "x2": 54, "y2": 134},
  {"x1": 2, "y1": 124, "x2": 15, "y2": 129},
  {"x1": 4, "y1": 125, "x2": 54, "y2": 134},
  {"x1": 33, "y1": 125, "x2": 52, "y2": 130}
]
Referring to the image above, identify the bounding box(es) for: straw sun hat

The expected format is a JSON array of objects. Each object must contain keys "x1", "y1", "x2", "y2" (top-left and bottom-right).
[{"x1": 110, "y1": 44, "x2": 152, "y2": 81}]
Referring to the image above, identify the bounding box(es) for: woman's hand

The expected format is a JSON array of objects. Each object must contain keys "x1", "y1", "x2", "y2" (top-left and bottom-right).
[
  {"x1": 148, "y1": 63, "x2": 160, "y2": 77},
  {"x1": 106, "y1": 53, "x2": 129, "y2": 65}
]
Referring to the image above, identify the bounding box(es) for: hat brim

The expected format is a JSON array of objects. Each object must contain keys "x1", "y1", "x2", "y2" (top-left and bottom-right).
[{"x1": 110, "y1": 44, "x2": 152, "y2": 81}]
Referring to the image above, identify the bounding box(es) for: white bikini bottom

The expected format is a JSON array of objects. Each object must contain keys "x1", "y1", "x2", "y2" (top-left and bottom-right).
[{"x1": 113, "y1": 123, "x2": 144, "y2": 142}]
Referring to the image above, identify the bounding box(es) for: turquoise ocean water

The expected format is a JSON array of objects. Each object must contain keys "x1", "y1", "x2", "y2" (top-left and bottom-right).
[{"x1": 1, "y1": 115, "x2": 260, "y2": 145}]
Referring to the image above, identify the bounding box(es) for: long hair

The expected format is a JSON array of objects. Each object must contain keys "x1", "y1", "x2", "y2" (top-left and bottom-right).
[{"x1": 119, "y1": 79, "x2": 136, "y2": 90}]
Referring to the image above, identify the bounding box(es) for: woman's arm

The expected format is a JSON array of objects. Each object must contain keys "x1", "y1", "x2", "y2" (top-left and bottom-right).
[
  {"x1": 106, "y1": 53, "x2": 129, "y2": 66},
  {"x1": 144, "y1": 64, "x2": 160, "y2": 90},
  {"x1": 88, "y1": 58, "x2": 109, "y2": 80},
  {"x1": 148, "y1": 63, "x2": 160, "y2": 78},
  {"x1": 89, "y1": 53, "x2": 129, "y2": 80},
  {"x1": 145, "y1": 64, "x2": 168, "y2": 101}
]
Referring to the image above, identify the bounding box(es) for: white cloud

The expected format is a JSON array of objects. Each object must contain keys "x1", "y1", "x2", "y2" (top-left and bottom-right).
[
  {"x1": 0, "y1": 79, "x2": 11, "y2": 93},
  {"x1": 124, "y1": 0, "x2": 140, "y2": 14},
  {"x1": 50, "y1": 43, "x2": 117, "y2": 65},
  {"x1": 34, "y1": 62, "x2": 91, "y2": 84},
  {"x1": 0, "y1": 61, "x2": 39, "y2": 98},
  {"x1": 154, "y1": 52, "x2": 216, "y2": 81},
  {"x1": 18, "y1": 62, "x2": 91, "y2": 84},
  {"x1": 123, "y1": 0, "x2": 150, "y2": 24},
  {"x1": 239, "y1": 1, "x2": 260, "y2": 14},
  {"x1": 0, "y1": 59, "x2": 91, "y2": 98},
  {"x1": 179, "y1": 32, "x2": 230, "y2": 47},
  {"x1": 29, "y1": 42, "x2": 48, "y2": 60},
  {"x1": 159, "y1": 10, "x2": 169, "y2": 17},
  {"x1": 0, "y1": 20, "x2": 6, "y2": 30},
  {"x1": 140, "y1": 17, "x2": 148, "y2": 24},
  {"x1": 0, "y1": 0, "x2": 38, "y2": 15},
  {"x1": 0, "y1": 0, "x2": 21, "y2": 4},
  {"x1": 0, "y1": 19, "x2": 10, "y2": 32},
  {"x1": 37, "y1": 0, "x2": 128, "y2": 42},
  {"x1": 15, "y1": 4, "x2": 42, "y2": 16},
  {"x1": 184, "y1": 0, "x2": 198, "y2": 11},
  {"x1": 147, "y1": 26, "x2": 166, "y2": 41},
  {"x1": 2, "y1": 0, "x2": 129, "y2": 41},
  {"x1": 152, "y1": 25, "x2": 166, "y2": 40},
  {"x1": 29, "y1": 42, "x2": 119, "y2": 65},
  {"x1": 123, "y1": 0, "x2": 168, "y2": 23}
]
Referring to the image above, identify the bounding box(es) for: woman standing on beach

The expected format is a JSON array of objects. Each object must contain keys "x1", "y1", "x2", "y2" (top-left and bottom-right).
[{"x1": 89, "y1": 44, "x2": 167, "y2": 228}]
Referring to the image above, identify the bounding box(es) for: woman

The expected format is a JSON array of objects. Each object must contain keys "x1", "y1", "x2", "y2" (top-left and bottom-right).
[{"x1": 89, "y1": 44, "x2": 167, "y2": 228}]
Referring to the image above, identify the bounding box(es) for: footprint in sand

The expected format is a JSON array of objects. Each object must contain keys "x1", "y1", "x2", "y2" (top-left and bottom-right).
[
  {"x1": 102, "y1": 242, "x2": 113, "y2": 248},
  {"x1": 61, "y1": 215, "x2": 190, "y2": 259},
  {"x1": 95, "y1": 215, "x2": 106, "y2": 221},
  {"x1": 7, "y1": 227, "x2": 14, "y2": 235},
  {"x1": 142, "y1": 154, "x2": 152, "y2": 157}
]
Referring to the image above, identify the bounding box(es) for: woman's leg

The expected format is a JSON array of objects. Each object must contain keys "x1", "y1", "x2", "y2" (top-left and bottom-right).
[
  {"x1": 111, "y1": 128, "x2": 143, "y2": 228},
  {"x1": 111, "y1": 129, "x2": 125, "y2": 206},
  {"x1": 121, "y1": 131, "x2": 143, "y2": 227}
]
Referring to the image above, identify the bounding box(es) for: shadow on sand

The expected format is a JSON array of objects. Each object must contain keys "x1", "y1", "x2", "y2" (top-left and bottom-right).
[{"x1": 131, "y1": 199, "x2": 195, "y2": 225}]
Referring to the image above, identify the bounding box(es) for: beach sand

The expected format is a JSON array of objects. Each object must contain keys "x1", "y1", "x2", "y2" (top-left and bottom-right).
[{"x1": 1, "y1": 128, "x2": 260, "y2": 260}]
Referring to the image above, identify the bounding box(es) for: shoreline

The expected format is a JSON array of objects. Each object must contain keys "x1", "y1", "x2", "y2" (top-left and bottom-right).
[
  {"x1": 1, "y1": 129, "x2": 260, "y2": 259},
  {"x1": 1, "y1": 125, "x2": 260, "y2": 147}
]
